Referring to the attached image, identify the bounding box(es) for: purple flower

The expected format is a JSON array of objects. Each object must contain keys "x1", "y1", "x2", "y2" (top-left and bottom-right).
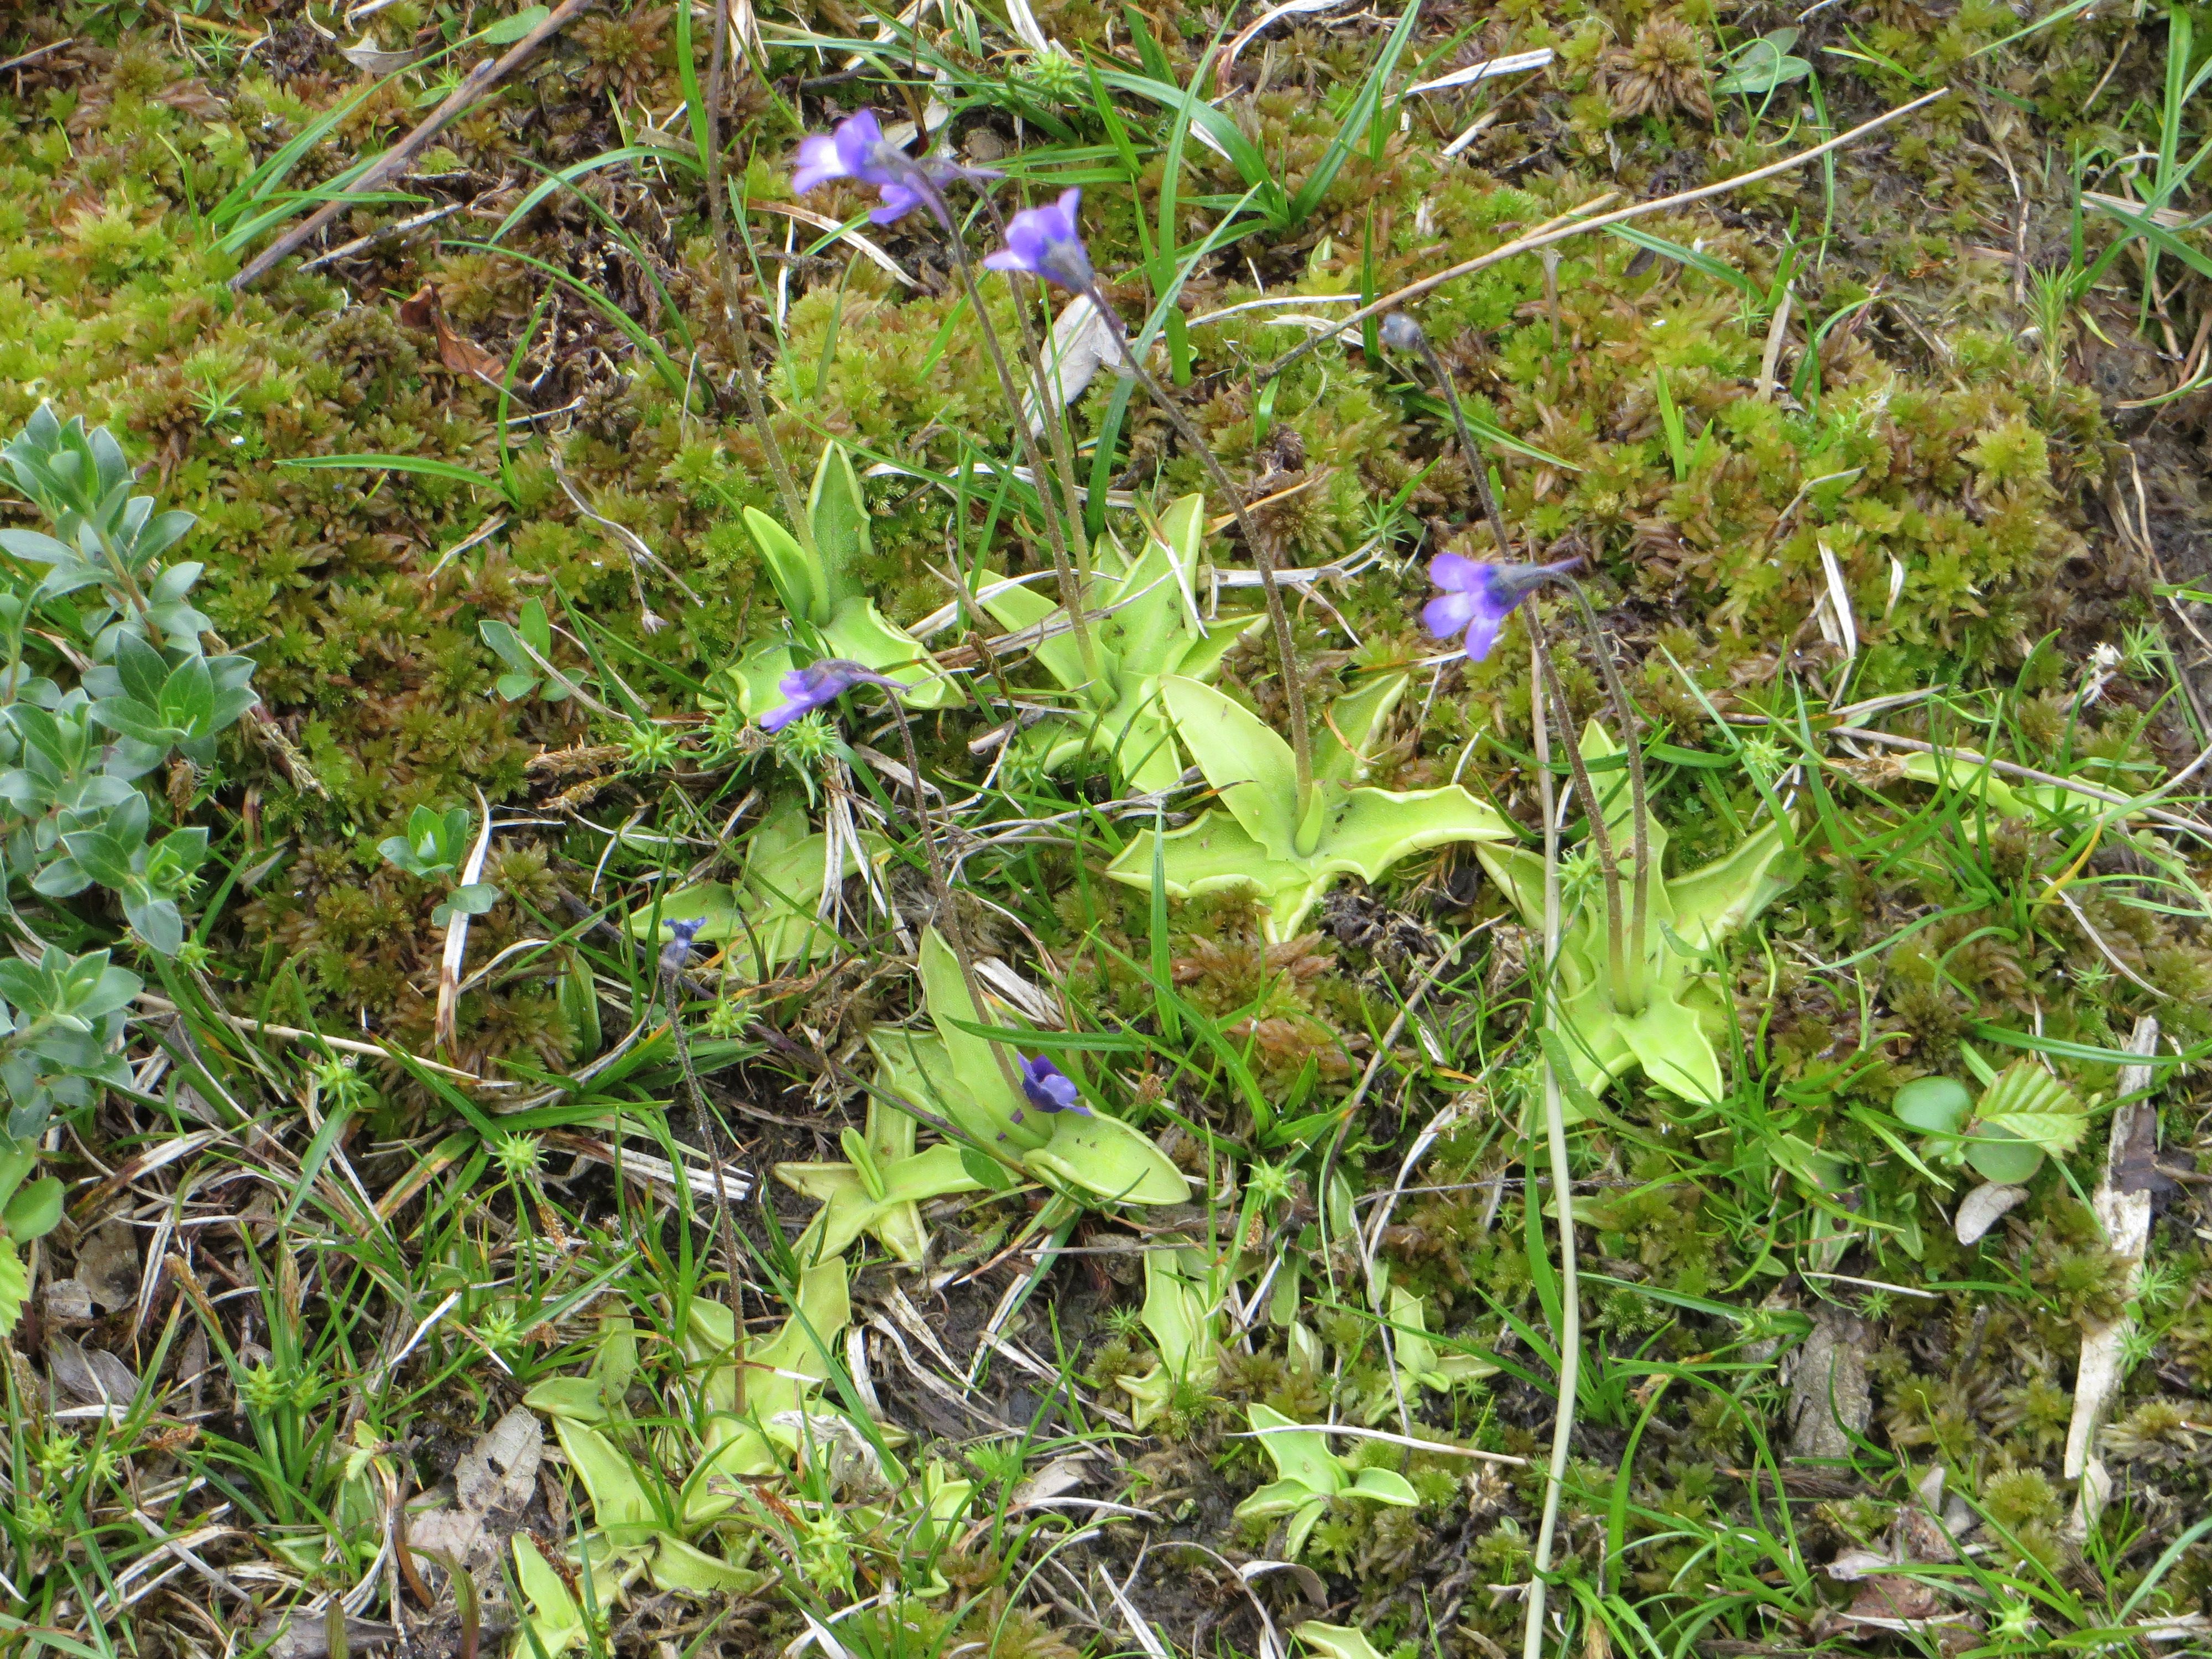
[
  {"x1": 983, "y1": 187, "x2": 1093, "y2": 293},
  {"x1": 1421, "y1": 555, "x2": 1580, "y2": 662},
  {"x1": 792, "y1": 109, "x2": 998, "y2": 226},
  {"x1": 758, "y1": 659, "x2": 901, "y2": 732},
  {"x1": 1019, "y1": 1054, "x2": 1089, "y2": 1118},
  {"x1": 659, "y1": 916, "x2": 705, "y2": 977}
]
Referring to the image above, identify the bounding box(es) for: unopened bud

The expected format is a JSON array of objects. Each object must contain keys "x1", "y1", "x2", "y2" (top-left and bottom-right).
[{"x1": 1379, "y1": 311, "x2": 1426, "y2": 351}]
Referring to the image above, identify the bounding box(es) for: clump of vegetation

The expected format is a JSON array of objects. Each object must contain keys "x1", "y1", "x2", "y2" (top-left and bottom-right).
[{"x1": 3, "y1": 1, "x2": 2211, "y2": 1655}]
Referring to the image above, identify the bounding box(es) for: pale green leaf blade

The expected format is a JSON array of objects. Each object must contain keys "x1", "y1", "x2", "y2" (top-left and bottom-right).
[
  {"x1": 1347, "y1": 1467, "x2": 1420, "y2": 1506},
  {"x1": 879, "y1": 1141, "x2": 987, "y2": 1204},
  {"x1": 808, "y1": 440, "x2": 872, "y2": 606},
  {"x1": 819, "y1": 599, "x2": 951, "y2": 707},
  {"x1": 744, "y1": 507, "x2": 828, "y2": 622},
  {"x1": 1318, "y1": 786, "x2": 1514, "y2": 881},
  {"x1": 1159, "y1": 676, "x2": 1301, "y2": 858},
  {"x1": 649, "y1": 1533, "x2": 768, "y2": 1595},
  {"x1": 1613, "y1": 987, "x2": 1724, "y2": 1103},
  {"x1": 1104, "y1": 808, "x2": 1297, "y2": 900},
  {"x1": 1295, "y1": 1622, "x2": 1392, "y2": 1659},
  {"x1": 552, "y1": 1421, "x2": 655, "y2": 1532},
  {"x1": 1026, "y1": 1110, "x2": 1192, "y2": 1204},
  {"x1": 1314, "y1": 673, "x2": 1407, "y2": 787},
  {"x1": 513, "y1": 1535, "x2": 588, "y2": 1657},
  {"x1": 979, "y1": 571, "x2": 1089, "y2": 693},
  {"x1": 1244, "y1": 1404, "x2": 1343, "y2": 1493},
  {"x1": 1474, "y1": 841, "x2": 1547, "y2": 930},
  {"x1": 914, "y1": 928, "x2": 1034, "y2": 1145},
  {"x1": 1666, "y1": 818, "x2": 1798, "y2": 950}
]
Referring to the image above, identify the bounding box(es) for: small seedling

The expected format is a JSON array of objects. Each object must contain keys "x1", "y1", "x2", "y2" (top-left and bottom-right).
[
  {"x1": 732, "y1": 442, "x2": 950, "y2": 715},
  {"x1": 1234, "y1": 1402, "x2": 1420, "y2": 1559},
  {"x1": 377, "y1": 803, "x2": 501, "y2": 926},
  {"x1": 478, "y1": 597, "x2": 570, "y2": 703},
  {"x1": 978, "y1": 494, "x2": 1262, "y2": 792},
  {"x1": 1385, "y1": 1285, "x2": 1498, "y2": 1397},
  {"x1": 1893, "y1": 1060, "x2": 2088, "y2": 1185}
]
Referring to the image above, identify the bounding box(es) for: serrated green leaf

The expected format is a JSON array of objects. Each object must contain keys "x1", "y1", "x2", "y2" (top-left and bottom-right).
[{"x1": 1973, "y1": 1108, "x2": 2084, "y2": 1159}]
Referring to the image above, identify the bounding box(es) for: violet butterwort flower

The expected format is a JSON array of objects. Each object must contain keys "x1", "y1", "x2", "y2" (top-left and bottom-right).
[
  {"x1": 791, "y1": 108, "x2": 928, "y2": 224},
  {"x1": 1018, "y1": 1054, "x2": 1089, "y2": 1119},
  {"x1": 983, "y1": 188, "x2": 1093, "y2": 293},
  {"x1": 792, "y1": 109, "x2": 998, "y2": 226},
  {"x1": 1421, "y1": 555, "x2": 1582, "y2": 662},
  {"x1": 759, "y1": 659, "x2": 902, "y2": 733},
  {"x1": 659, "y1": 917, "x2": 705, "y2": 978}
]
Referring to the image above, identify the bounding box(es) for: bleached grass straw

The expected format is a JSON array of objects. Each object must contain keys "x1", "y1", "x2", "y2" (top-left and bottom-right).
[{"x1": 1261, "y1": 87, "x2": 1951, "y2": 384}]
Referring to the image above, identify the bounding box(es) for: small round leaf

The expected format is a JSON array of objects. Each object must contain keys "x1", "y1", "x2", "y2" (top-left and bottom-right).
[
  {"x1": 1963, "y1": 1124, "x2": 2044, "y2": 1186},
  {"x1": 1893, "y1": 1076, "x2": 1972, "y2": 1135}
]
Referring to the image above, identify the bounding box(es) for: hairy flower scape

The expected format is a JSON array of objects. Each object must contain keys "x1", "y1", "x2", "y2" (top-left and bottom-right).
[{"x1": 2, "y1": 6, "x2": 2208, "y2": 1658}]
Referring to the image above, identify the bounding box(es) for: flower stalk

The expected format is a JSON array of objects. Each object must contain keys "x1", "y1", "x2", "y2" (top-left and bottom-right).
[
  {"x1": 1396, "y1": 307, "x2": 1649, "y2": 1013},
  {"x1": 1074, "y1": 280, "x2": 1317, "y2": 839},
  {"x1": 1526, "y1": 610, "x2": 1627, "y2": 1004},
  {"x1": 1522, "y1": 629, "x2": 1580, "y2": 1659},
  {"x1": 791, "y1": 118, "x2": 1102, "y2": 692},
  {"x1": 701, "y1": 3, "x2": 812, "y2": 547},
  {"x1": 971, "y1": 184, "x2": 1318, "y2": 834}
]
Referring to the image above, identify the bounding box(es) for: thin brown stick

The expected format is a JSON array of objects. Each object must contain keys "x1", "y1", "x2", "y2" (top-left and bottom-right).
[
  {"x1": 231, "y1": 0, "x2": 597, "y2": 290},
  {"x1": 1260, "y1": 88, "x2": 1949, "y2": 383}
]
